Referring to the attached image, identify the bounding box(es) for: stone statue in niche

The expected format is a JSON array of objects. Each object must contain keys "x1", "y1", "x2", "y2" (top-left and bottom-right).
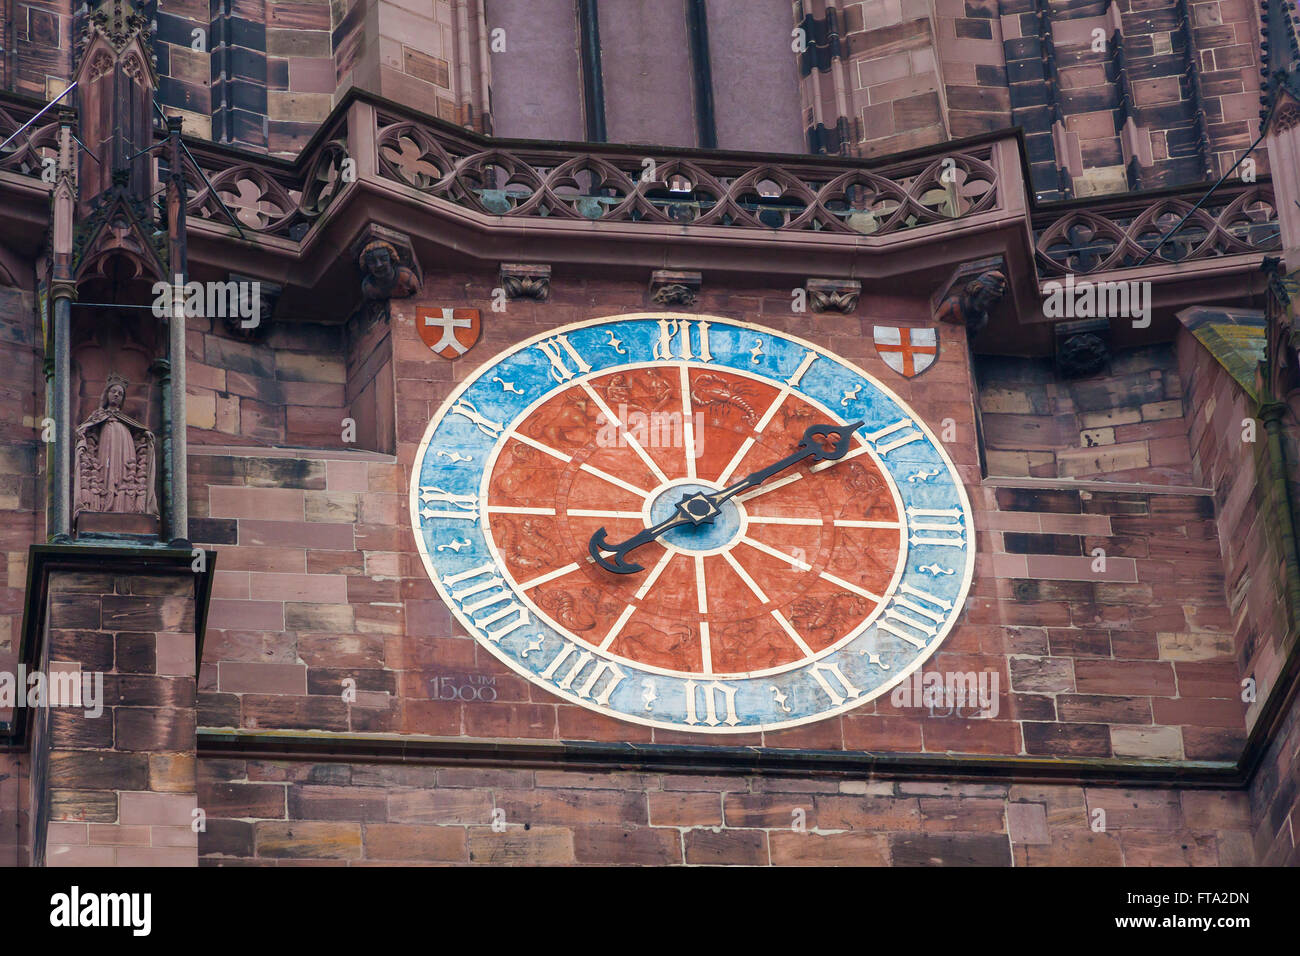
[{"x1": 74, "y1": 373, "x2": 158, "y2": 528}]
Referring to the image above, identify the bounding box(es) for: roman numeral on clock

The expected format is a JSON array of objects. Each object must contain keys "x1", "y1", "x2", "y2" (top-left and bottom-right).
[
  {"x1": 784, "y1": 350, "x2": 818, "y2": 387},
  {"x1": 539, "y1": 643, "x2": 626, "y2": 706},
  {"x1": 419, "y1": 486, "x2": 480, "y2": 522},
  {"x1": 441, "y1": 564, "x2": 530, "y2": 643},
  {"x1": 808, "y1": 661, "x2": 861, "y2": 706},
  {"x1": 875, "y1": 584, "x2": 952, "y2": 649},
  {"x1": 652, "y1": 319, "x2": 713, "y2": 362},
  {"x1": 862, "y1": 418, "x2": 924, "y2": 457},
  {"x1": 906, "y1": 505, "x2": 966, "y2": 548},
  {"x1": 449, "y1": 397, "x2": 504, "y2": 439},
  {"x1": 536, "y1": 333, "x2": 593, "y2": 383},
  {"x1": 683, "y1": 679, "x2": 741, "y2": 726}
]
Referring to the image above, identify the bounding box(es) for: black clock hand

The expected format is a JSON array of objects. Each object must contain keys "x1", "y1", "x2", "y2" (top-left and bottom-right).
[
  {"x1": 589, "y1": 421, "x2": 862, "y2": 574},
  {"x1": 703, "y1": 421, "x2": 863, "y2": 508},
  {"x1": 589, "y1": 510, "x2": 695, "y2": 574}
]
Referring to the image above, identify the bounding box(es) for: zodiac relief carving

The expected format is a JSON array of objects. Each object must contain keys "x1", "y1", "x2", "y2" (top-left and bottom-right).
[
  {"x1": 73, "y1": 374, "x2": 157, "y2": 522},
  {"x1": 535, "y1": 588, "x2": 598, "y2": 631},
  {"x1": 713, "y1": 622, "x2": 792, "y2": 671},
  {"x1": 491, "y1": 444, "x2": 558, "y2": 502},
  {"x1": 494, "y1": 515, "x2": 559, "y2": 571},
  {"x1": 599, "y1": 370, "x2": 674, "y2": 417},
  {"x1": 790, "y1": 593, "x2": 871, "y2": 645},
  {"x1": 524, "y1": 392, "x2": 597, "y2": 447},
  {"x1": 691, "y1": 374, "x2": 758, "y2": 426},
  {"x1": 617, "y1": 621, "x2": 695, "y2": 670}
]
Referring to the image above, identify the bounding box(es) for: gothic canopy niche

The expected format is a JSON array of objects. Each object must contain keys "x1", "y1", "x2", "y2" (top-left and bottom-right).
[{"x1": 74, "y1": 0, "x2": 160, "y2": 212}]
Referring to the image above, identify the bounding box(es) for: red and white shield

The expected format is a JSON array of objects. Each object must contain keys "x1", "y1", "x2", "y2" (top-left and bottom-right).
[
  {"x1": 417, "y1": 307, "x2": 481, "y2": 359},
  {"x1": 873, "y1": 326, "x2": 937, "y2": 378}
]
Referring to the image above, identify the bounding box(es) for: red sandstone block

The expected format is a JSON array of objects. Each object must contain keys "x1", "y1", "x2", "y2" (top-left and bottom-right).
[
  {"x1": 239, "y1": 519, "x2": 354, "y2": 550},
  {"x1": 388, "y1": 789, "x2": 493, "y2": 825},
  {"x1": 398, "y1": 699, "x2": 463, "y2": 735},
  {"x1": 436, "y1": 768, "x2": 534, "y2": 790},
  {"x1": 1084, "y1": 789, "x2": 1182, "y2": 830},
  {"x1": 1022, "y1": 721, "x2": 1111, "y2": 757},
  {"x1": 217, "y1": 661, "x2": 306, "y2": 694},
  {"x1": 1182, "y1": 726, "x2": 1246, "y2": 761},
  {"x1": 556, "y1": 704, "x2": 656, "y2": 741},
  {"x1": 326, "y1": 459, "x2": 370, "y2": 492},
  {"x1": 1056, "y1": 694, "x2": 1152, "y2": 724},
  {"x1": 46, "y1": 823, "x2": 87, "y2": 846},
  {"x1": 207, "y1": 600, "x2": 286, "y2": 632},
  {"x1": 215, "y1": 547, "x2": 308, "y2": 573},
  {"x1": 151, "y1": 826, "x2": 200, "y2": 848},
  {"x1": 683, "y1": 828, "x2": 768, "y2": 865},
  {"x1": 120, "y1": 792, "x2": 197, "y2": 827},
  {"x1": 814, "y1": 795, "x2": 922, "y2": 831},
  {"x1": 532, "y1": 770, "x2": 655, "y2": 791},
  {"x1": 306, "y1": 550, "x2": 364, "y2": 575},
  {"x1": 463, "y1": 703, "x2": 556, "y2": 740},
  {"x1": 248, "y1": 572, "x2": 347, "y2": 603},
  {"x1": 1151, "y1": 697, "x2": 1246, "y2": 728},
  {"x1": 195, "y1": 780, "x2": 287, "y2": 816},
  {"x1": 46, "y1": 844, "x2": 116, "y2": 866},
  {"x1": 723, "y1": 793, "x2": 804, "y2": 828},
  {"x1": 241, "y1": 694, "x2": 350, "y2": 731},
  {"x1": 289, "y1": 785, "x2": 388, "y2": 822},
  {"x1": 210, "y1": 486, "x2": 305, "y2": 520},
  {"x1": 156, "y1": 632, "x2": 196, "y2": 677},
  {"x1": 495, "y1": 789, "x2": 648, "y2": 827},
  {"x1": 918, "y1": 797, "x2": 1006, "y2": 832},
  {"x1": 1017, "y1": 828, "x2": 1123, "y2": 866},
  {"x1": 87, "y1": 824, "x2": 151, "y2": 846},
  {"x1": 467, "y1": 826, "x2": 574, "y2": 865},
  {"x1": 363, "y1": 824, "x2": 467, "y2": 862},
  {"x1": 211, "y1": 571, "x2": 250, "y2": 600},
  {"x1": 1074, "y1": 659, "x2": 1176, "y2": 696},
  {"x1": 1181, "y1": 791, "x2": 1252, "y2": 830},
  {"x1": 841, "y1": 714, "x2": 925, "y2": 751},
  {"x1": 1006, "y1": 802, "x2": 1050, "y2": 844},
  {"x1": 647, "y1": 791, "x2": 722, "y2": 827},
  {"x1": 1025, "y1": 554, "x2": 1137, "y2": 582},
  {"x1": 770, "y1": 831, "x2": 890, "y2": 866},
  {"x1": 1172, "y1": 661, "x2": 1240, "y2": 699},
  {"x1": 256, "y1": 821, "x2": 362, "y2": 859},
  {"x1": 922, "y1": 717, "x2": 1023, "y2": 755},
  {"x1": 573, "y1": 826, "x2": 683, "y2": 865}
]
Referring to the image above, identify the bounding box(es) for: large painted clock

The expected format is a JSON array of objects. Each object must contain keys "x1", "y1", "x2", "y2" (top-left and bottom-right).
[{"x1": 410, "y1": 314, "x2": 974, "y2": 733}]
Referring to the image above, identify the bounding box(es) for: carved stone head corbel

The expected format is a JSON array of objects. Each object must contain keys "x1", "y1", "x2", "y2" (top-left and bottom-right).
[{"x1": 351, "y1": 225, "x2": 422, "y2": 323}]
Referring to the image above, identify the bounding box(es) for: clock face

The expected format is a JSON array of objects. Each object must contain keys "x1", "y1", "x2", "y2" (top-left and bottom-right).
[{"x1": 410, "y1": 314, "x2": 974, "y2": 733}]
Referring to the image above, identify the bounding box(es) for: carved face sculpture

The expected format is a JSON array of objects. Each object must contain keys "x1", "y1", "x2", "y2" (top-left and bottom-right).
[
  {"x1": 364, "y1": 245, "x2": 395, "y2": 284},
  {"x1": 967, "y1": 272, "x2": 1007, "y2": 312},
  {"x1": 105, "y1": 383, "x2": 125, "y2": 411}
]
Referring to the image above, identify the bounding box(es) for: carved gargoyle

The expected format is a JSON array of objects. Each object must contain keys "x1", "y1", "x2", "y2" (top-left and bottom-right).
[
  {"x1": 73, "y1": 373, "x2": 157, "y2": 522},
  {"x1": 358, "y1": 238, "x2": 422, "y2": 322},
  {"x1": 935, "y1": 270, "x2": 1008, "y2": 336}
]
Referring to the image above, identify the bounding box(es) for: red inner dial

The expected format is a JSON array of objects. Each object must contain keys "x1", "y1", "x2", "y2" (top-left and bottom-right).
[{"x1": 485, "y1": 366, "x2": 903, "y2": 676}]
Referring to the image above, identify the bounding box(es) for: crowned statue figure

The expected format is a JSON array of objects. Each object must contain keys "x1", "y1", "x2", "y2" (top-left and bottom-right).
[{"x1": 73, "y1": 373, "x2": 158, "y2": 523}]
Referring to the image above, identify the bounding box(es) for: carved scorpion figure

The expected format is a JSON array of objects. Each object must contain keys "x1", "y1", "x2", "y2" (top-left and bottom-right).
[{"x1": 691, "y1": 373, "x2": 758, "y2": 426}]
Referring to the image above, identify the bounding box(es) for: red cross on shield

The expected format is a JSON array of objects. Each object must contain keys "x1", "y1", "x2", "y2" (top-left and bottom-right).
[
  {"x1": 873, "y1": 326, "x2": 938, "y2": 378},
  {"x1": 418, "y1": 307, "x2": 482, "y2": 359}
]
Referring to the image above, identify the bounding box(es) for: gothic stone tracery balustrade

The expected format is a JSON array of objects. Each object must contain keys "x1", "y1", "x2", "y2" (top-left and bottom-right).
[
  {"x1": 1, "y1": 91, "x2": 1283, "y2": 283},
  {"x1": 372, "y1": 110, "x2": 1000, "y2": 236},
  {"x1": 1034, "y1": 183, "x2": 1280, "y2": 277}
]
